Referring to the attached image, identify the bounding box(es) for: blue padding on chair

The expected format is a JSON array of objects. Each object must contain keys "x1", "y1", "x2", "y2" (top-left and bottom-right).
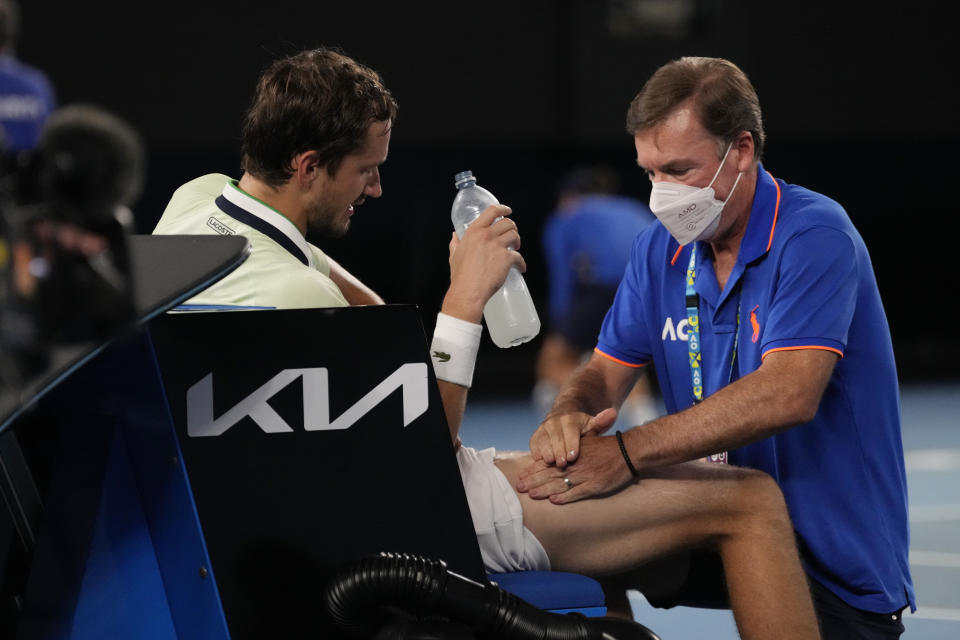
[{"x1": 488, "y1": 571, "x2": 606, "y2": 615}]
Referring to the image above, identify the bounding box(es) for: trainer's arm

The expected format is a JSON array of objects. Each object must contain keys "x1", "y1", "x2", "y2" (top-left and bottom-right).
[
  {"x1": 520, "y1": 348, "x2": 838, "y2": 503},
  {"x1": 327, "y1": 256, "x2": 386, "y2": 306},
  {"x1": 630, "y1": 347, "x2": 837, "y2": 461}
]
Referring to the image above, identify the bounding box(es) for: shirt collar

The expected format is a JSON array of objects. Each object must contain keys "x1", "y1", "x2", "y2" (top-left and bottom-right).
[
  {"x1": 737, "y1": 163, "x2": 781, "y2": 264},
  {"x1": 218, "y1": 180, "x2": 313, "y2": 268}
]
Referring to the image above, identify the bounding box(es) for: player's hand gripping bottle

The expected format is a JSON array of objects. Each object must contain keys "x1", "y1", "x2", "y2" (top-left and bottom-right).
[{"x1": 451, "y1": 170, "x2": 540, "y2": 348}]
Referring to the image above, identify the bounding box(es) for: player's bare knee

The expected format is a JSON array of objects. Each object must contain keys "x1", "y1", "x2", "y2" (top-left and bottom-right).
[
  {"x1": 736, "y1": 469, "x2": 792, "y2": 534},
  {"x1": 707, "y1": 467, "x2": 790, "y2": 536}
]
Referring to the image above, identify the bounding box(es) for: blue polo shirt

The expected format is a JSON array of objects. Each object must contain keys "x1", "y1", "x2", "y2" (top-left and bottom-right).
[{"x1": 596, "y1": 166, "x2": 915, "y2": 614}]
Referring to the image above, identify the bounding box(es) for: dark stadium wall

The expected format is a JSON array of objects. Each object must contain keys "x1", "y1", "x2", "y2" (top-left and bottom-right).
[{"x1": 14, "y1": 0, "x2": 955, "y2": 389}]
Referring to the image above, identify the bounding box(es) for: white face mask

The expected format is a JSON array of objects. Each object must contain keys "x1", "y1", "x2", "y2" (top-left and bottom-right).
[{"x1": 648, "y1": 142, "x2": 744, "y2": 245}]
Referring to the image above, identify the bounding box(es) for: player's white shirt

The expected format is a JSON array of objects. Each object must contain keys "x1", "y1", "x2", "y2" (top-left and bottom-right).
[{"x1": 153, "y1": 174, "x2": 348, "y2": 309}]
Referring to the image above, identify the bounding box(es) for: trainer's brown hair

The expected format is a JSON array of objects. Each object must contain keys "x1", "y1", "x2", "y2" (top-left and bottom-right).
[
  {"x1": 241, "y1": 47, "x2": 398, "y2": 186},
  {"x1": 626, "y1": 57, "x2": 764, "y2": 160}
]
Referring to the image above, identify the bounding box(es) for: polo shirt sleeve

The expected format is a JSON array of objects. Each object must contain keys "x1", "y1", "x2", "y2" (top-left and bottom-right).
[
  {"x1": 273, "y1": 269, "x2": 348, "y2": 309},
  {"x1": 594, "y1": 241, "x2": 652, "y2": 368},
  {"x1": 761, "y1": 226, "x2": 857, "y2": 359},
  {"x1": 310, "y1": 245, "x2": 332, "y2": 277}
]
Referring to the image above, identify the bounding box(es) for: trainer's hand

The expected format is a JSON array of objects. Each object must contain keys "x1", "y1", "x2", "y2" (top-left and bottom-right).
[
  {"x1": 526, "y1": 407, "x2": 616, "y2": 469},
  {"x1": 517, "y1": 433, "x2": 635, "y2": 504},
  {"x1": 442, "y1": 204, "x2": 525, "y2": 323}
]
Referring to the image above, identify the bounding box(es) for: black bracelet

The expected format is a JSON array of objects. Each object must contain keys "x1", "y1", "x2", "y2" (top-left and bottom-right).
[{"x1": 615, "y1": 430, "x2": 639, "y2": 477}]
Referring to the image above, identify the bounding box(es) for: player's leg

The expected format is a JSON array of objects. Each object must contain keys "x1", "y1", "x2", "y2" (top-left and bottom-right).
[{"x1": 494, "y1": 453, "x2": 820, "y2": 640}]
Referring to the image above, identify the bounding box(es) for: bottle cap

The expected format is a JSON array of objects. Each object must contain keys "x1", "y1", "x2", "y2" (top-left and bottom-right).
[{"x1": 454, "y1": 170, "x2": 476, "y2": 189}]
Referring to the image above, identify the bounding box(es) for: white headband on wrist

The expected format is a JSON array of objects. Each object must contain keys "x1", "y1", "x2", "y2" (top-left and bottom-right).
[{"x1": 430, "y1": 312, "x2": 482, "y2": 388}]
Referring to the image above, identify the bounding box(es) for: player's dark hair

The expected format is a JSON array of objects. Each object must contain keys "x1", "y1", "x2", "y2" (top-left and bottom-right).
[{"x1": 241, "y1": 47, "x2": 398, "y2": 186}]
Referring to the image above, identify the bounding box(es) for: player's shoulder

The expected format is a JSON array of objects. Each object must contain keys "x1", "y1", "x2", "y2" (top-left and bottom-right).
[
  {"x1": 155, "y1": 174, "x2": 233, "y2": 232},
  {"x1": 172, "y1": 174, "x2": 233, "y2": 201}
]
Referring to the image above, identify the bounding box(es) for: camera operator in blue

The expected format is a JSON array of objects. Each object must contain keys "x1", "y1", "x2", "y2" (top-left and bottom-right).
[
  {"x1": 519, "y1": 56, "x2": 914, "y2": 639},
  {"x1": 0, "y1": 0, "x2": 55, "y2": 156}
]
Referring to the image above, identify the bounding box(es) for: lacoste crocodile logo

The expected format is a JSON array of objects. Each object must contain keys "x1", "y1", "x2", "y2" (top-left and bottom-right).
[{"x1": 432, "y1": 350, "x2": 451, "y2": 363}]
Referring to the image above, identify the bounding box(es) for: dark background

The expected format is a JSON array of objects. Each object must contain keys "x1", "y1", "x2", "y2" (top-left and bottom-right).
[{"x1": 15, "y1": 0, "x2": 957, "y2": 396}]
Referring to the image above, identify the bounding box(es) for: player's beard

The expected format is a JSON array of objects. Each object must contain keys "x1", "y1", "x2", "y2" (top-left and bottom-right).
[{"x1": 306, "y1": 197, "x2": 352, "y2": 239}]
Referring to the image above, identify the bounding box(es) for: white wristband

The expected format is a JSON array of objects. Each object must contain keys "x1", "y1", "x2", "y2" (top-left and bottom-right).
[{"x1": 430, "y1": 312, "x2": 482, "y2": 388}]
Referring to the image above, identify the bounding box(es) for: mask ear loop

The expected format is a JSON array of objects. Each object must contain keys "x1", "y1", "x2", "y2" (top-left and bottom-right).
[
  {"x1": 709, "y1": 140, "x2": 745, "y2": 204},
  {"x1": 707, "y1": 141, "x2": 735, "y2": 189},
  {"x1": 724, "y1": 170, "x2": 744, "y2": 204}
]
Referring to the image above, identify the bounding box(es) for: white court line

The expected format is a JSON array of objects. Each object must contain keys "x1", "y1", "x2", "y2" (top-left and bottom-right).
[
  {"x1": 906, "y1": 607, "x2": 960, "y2": 622},
  {"x1": 910, "y1": 550, "x2": 960, "y2": 568},
  {"x1": 910, "y1": 503, "x2": 960, "y2": 523},
  {"x1": 905, "y1": 448, "x2": 960, "y2": 472}
]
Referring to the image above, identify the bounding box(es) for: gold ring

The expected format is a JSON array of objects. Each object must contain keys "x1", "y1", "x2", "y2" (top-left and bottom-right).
[{"x1": 563, "y1": 477, "x2": 573, "y2": 489}]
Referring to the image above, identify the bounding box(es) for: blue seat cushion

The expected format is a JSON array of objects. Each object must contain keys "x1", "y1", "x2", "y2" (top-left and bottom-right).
[{"x1": 487, "y1": 571, "x2": 605, "y2": 611}]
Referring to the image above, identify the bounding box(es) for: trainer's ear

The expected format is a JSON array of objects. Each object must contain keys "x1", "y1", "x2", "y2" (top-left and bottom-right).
[
  {"x1": 291, "y1": 150, "x2": 323, "y2": 187},
  {"x1": 734, "y1": 131, "x2": 755, "y2": 172}
]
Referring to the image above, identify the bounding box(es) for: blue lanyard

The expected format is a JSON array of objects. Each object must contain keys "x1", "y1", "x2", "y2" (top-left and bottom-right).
[{"x1": 686, "y1": 244, "x2": 739, "y2": 463}]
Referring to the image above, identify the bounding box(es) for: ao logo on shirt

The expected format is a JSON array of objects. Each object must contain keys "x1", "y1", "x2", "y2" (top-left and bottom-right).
[{"x1": 661, "y1": 317, "x2": 690, "y2": 342}]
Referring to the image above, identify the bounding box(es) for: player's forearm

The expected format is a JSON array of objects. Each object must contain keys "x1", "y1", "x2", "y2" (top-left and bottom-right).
[
  {"x1": 437, "y1": 379, "x2": 468, "y2": 445},
  {"x1": 429, "y1": 312, "x2": 483, "y2": 446},
  {"x1": 337, "y1": 278, "x2": 385, "y2": 306}
]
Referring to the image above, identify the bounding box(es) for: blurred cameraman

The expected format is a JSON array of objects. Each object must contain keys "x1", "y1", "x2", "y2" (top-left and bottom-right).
[{"x1": 0, "y1": 104, "x2": 144, "y2": 389}]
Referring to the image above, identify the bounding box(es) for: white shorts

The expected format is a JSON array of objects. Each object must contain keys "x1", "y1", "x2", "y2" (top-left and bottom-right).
[{"x1": 456, "y1": 445, "x2": 551, "y2": 573}]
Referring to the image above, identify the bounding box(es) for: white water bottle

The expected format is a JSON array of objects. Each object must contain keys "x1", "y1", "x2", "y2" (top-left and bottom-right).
[{"x1": 451, "y1": 170, "x2": 541, "y2": 348}]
